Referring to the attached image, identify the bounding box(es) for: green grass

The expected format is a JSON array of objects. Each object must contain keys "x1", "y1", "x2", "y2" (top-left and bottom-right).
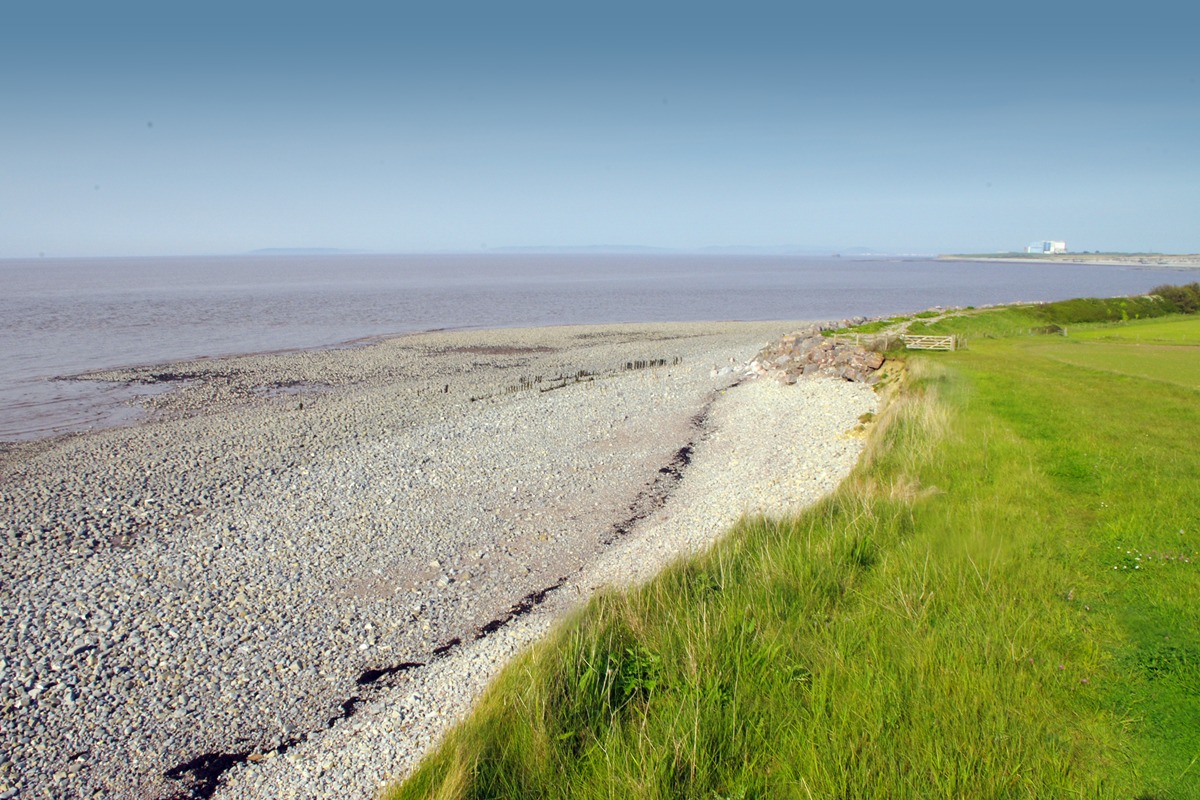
[
  {"x1": 905, "y1": 295, "x2": 1181, "y2": 342},
  {"x1": 385, "y1": 309, "x2": 1200, "y2": 800},
  {"x1": 833, "y1": 291, "x2": 1191, "y2": 342},
  {"x1": 1003, "y1": 315, "x2": 1200, "y2": 390},
  {"x1": 1038, "y1": 342, "x2": 1200, "y2": 390},
  {"x1": 827, "y1": 315, "x2": 913, "y2": 335},
  {"x1": 1071, "y1": 316, "x2": 1200, "y2": 345},
  {"x1": 907, "y1": 305, "x2": 1047, "y2": 339}
]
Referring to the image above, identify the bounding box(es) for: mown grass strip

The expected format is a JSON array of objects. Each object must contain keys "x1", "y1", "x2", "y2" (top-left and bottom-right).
[{"x1": 385, "y1": 307, "x2": 1200, "y2": 800}]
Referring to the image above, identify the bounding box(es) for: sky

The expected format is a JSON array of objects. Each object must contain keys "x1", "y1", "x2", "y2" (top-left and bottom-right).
[{"x1": 2, "y1": 0, "x2": 1198, "y2": 257}]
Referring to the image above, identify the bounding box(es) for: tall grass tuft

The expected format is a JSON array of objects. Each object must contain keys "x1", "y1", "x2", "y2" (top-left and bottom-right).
[{"x1": 386, "y1": 312, "x2": 1200, "y2": 799}]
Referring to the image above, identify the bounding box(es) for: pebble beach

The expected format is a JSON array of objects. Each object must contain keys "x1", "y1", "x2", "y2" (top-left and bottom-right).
[{"x1": 0, "y1": 321, "x2": 877, "y2": 799}]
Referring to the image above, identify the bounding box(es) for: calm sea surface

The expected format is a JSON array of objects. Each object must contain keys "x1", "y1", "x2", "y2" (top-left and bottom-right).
[{"x1": 0, "y1": 253, "x2": 1184, "y2": 441}]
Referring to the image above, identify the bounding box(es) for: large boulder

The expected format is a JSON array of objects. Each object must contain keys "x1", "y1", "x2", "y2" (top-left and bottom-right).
[{"x1": 749, "y1": 326, "x2": 887, "y2": 385}]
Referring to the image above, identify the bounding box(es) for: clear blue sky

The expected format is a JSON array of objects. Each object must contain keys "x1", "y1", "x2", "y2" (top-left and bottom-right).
[{"x1": 2, "y1": 0, "x2": 1197, "y2": 257}]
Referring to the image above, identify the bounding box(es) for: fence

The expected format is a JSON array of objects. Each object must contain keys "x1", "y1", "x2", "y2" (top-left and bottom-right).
[
  {"x1": 831, "y1": 333, "x2": 904, "y2": 350},
  {"x1": 899, "y1": 334, "x2": 958, "y2": 351},
  {"x1": 829, "y1": 332, "x2": 959, "y2": 352},
  {"x1": 835, "y1": 335, "x2": 902, "y2": 352}
]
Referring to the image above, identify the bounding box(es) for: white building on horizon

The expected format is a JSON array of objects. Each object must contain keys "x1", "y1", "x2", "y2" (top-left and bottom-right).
[{"x1": 1027, "y1": 240, "x2": 1067, "y2": 254}]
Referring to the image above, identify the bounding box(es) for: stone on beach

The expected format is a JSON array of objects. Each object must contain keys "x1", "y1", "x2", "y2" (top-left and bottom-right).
[{"x1": 748, "y1": 323, "x2": 889, "y2": 386}]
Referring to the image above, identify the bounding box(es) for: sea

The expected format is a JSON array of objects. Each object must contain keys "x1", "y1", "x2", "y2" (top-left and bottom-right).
[{"x1": 0, "y1": 252, "x2": 1186, "y2": 442}]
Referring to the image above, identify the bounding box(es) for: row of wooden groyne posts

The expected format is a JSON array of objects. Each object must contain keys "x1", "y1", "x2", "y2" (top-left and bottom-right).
[
  {"x1": 464, "y1": 333, "x2": 964, "y2": 404},
  {"x1": 460, "y1": 333, "x2": 961, "y2": 404},
  {"x1": 469, "y1": 356, "x2": 684, "y2": 403}
]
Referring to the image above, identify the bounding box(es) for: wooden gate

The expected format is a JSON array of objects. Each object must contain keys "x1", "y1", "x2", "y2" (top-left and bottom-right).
[{"x1": 900, "y1": 335, "x2": 957, "y2": 351}]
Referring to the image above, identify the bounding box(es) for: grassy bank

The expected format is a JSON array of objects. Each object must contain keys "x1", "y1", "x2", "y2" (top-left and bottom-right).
[{"x1": 385, "y1": 302, "x2": 1200, "y2": 799}]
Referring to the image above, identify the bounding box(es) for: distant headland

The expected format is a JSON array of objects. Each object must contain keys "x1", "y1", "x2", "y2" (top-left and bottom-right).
[
  {"x1": 939, "y1": 252, "x2": 1200, "y2": 268},
  {"x1": 248, "y1": 247, "x2": 368, "y2": 255}
]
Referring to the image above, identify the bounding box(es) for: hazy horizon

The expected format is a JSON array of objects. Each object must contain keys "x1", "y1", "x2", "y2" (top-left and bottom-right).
[
  {"x1": 2, "y1": 245, "x2": 933, "y2": 260},
  {"x1": 3, "y1": 0, "x2": 1197, "y2": 258}
]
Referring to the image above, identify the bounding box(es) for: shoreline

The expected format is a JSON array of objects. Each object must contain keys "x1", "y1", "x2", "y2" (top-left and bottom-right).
[
  {"x1": 0, "y1": 318, "x2": 768, "y2": 447},
  {"x1": 1, "y1": 323, "x2": 540, "y2": 447},
  {"x1": 0, "y1": 320, "x2": 877, "y2": 799},
  {"x1": 937, "y1": 254, "x2": 1200, "y2": 269}
]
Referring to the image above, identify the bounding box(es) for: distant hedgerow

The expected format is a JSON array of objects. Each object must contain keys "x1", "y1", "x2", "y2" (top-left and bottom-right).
[{"x1": 1151, "y1": 282, "x2": 1200, "y2": 314}]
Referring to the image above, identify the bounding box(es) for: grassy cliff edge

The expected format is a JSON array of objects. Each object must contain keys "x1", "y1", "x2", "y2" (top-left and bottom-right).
[{"x1": 385, "y1": 293, "x2": 1200, "y2": 799}]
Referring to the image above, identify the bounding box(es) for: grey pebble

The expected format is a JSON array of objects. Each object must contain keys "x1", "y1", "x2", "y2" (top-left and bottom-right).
[{"x1": 0, "y1": 321, "x2": 875, "y2": 800}]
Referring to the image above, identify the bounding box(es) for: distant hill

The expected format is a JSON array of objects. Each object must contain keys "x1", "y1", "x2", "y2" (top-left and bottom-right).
[
  {"x1": 485, "y1": 245, "x2": 676, "y2": 254},
  {"x1": 248, "y1": 247, "x2": 367, "y2": 255},
  {"x1": 245, "y1": 245, "x2": 906, "y2": 257},
  {"x1": 487, "y1": 244, "x2": 890, "y2": 256}
]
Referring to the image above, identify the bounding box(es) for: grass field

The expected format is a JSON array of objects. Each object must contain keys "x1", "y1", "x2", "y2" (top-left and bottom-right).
[
  {"x1": 1038, "y1": 342, "x2": 1200, "y2": 390},
  {"x1": 385, "y1": 310, "x2": 1200, "y2": 800},
  {"x1": 1071, "y1": 316, "x2": 1200, "y2": 345},
  {"x1": 1012, "y1": 316, "x2": 1200, "y2": 390}
]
